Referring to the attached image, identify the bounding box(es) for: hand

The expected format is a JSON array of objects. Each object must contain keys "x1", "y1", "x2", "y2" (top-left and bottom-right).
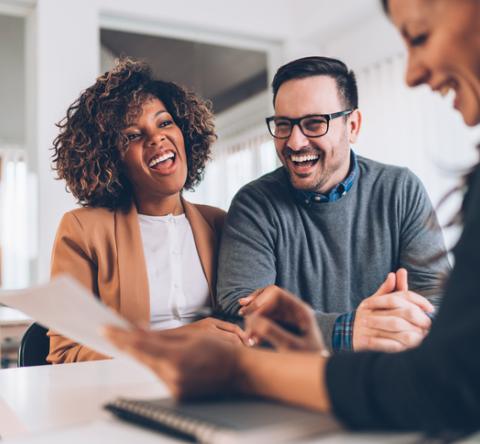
[
  {"x1": 239, "y1": 285, "x2": 328, "y2": 353},
  {"x1": 178, "y1": 317, "x2": 249, "y2": 346},
  {"x1": 353, "y1": 269, "x2": 434, "y2": 352},
  {"x1": 104, "y1": 326, "x2": 239, "y2": 399}
]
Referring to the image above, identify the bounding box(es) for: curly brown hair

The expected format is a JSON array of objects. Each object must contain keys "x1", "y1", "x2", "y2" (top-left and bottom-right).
[{"x1": 52, "y1": 58, "x2": 216, "y2": 210}]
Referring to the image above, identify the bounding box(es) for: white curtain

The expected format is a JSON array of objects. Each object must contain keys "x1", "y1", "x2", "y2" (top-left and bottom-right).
[
  {"x1": 354, "y1": 53, "x2": 480, "y2": 248},
  {"x1": 0, "y1": 147, "x2": 33, "y2": 288},
  {"x1": 185, "y1": 130, "x2": 278, "y2": 210}
]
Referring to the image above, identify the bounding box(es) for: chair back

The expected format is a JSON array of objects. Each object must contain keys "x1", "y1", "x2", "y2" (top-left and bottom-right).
[{"x1": 17, "y1": 322, "x2": 50, "y2": 367}]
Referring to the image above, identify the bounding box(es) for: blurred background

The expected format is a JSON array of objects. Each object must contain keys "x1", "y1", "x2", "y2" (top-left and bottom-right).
[{"x1": 0, "y1": 0, "x2": 479, "y2": 290}]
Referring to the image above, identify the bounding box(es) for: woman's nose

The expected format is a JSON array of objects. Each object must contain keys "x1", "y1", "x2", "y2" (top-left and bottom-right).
[
  {"x1": 146, "y1": 132, "x2": 166, "y2": 147},
  {"x1": 405, "y1": 52, "x2": 430, "y2": 88}
]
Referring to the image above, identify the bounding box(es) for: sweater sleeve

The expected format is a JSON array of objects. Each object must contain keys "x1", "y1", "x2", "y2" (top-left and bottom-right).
[
  {"x1": 326, "y1": 171, "x2": 480, "y2": 435},
  {"x1": 47, "y1": 212, "x2": 108, "y2": 364},
  {"x1": 398, "y1": 170, "x2": 451, "y2": 307},
  {"x1": 216, "y1": 184, "x2": 278, "y2": 316}
]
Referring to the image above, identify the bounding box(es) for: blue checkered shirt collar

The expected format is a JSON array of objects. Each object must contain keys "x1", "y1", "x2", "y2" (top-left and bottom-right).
[{"x1": 293, "y1": 149, "x2": 358, "y2": 205}]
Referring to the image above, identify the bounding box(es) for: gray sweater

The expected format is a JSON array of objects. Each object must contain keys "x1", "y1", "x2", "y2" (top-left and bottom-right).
[{"x1": 217, "y1": 156, "x2": 450, "y2": 348}]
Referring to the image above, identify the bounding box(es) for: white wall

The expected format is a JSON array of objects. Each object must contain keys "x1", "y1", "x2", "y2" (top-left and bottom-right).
[{"x1": 25, "y1": 0, "x2": 100, "y2": 281}]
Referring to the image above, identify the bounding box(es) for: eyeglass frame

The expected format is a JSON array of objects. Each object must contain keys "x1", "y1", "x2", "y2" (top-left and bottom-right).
[{"x1": 265, "y1": 109, "x2": 354, "y2": 139}]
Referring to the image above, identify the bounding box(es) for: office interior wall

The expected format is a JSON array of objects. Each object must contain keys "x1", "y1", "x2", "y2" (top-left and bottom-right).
[{"x1": 2, "y1": 0, "x2": 477, "y2": 283}]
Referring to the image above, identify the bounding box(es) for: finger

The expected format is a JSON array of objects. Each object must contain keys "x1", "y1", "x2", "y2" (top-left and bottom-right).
[
  {"x1": 357, "y1": 335, "x2": 406, "y2": 353},
  {"x1": 215, "y1": 329, "x2": 243, "y2": 346},
  {"x1": 238, "y1": 288, "x2": 263, "y2": 307},
  {"x1": 389, "y1": 306, "x2": 432, "y2": 329},
  {"x1": 213, "y1": 321, "x2": 249, "y2": 344},
  {"x1": 238, "y1": 288, "x2": 268, "y2": 315},
  {"x1": 365, "y1": 315, "x2": 424, "y2": 334},
  {"x1": 403, "y1": 291, "x2": 435, "y2": 313},
  {"x1": 243, "y1": 287, "x2": 313, "y2": 331},
  {"x1": 396, "y1": 268, "x2": 408, "y2": 292},
  {"x1": 211, "y1": 318, "x2": 247, "y2": 336},
  {"x1": 245, "y1": 315, "x2": 303, "y2": 351},
  {"x1": 373, "y1": 329, "x2": 425, "y2": 349},
  {"x1": 373, "y1": 272, "x2": 396, "y2": 296},
  {"x1": 363, "y1": 291, "x2": 434, "y2": 313}
]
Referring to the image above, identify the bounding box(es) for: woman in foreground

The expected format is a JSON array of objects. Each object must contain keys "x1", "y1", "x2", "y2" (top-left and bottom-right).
[
  {"x1": 106, "y1": 0, "x2": 480, "y2": 436},
  {"x1": 49, "y1": 58, "x2": 246, "y2": 363}
]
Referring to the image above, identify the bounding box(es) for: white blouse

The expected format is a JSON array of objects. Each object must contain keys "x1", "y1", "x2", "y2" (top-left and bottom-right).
[{"x1": 138, "y1": 213, "x2": 210, "y2": 330}]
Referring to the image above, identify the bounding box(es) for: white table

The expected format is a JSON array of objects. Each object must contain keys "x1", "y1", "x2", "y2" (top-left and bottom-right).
[{"x1": 0, "y1": 359, "x2": 466, "y2": 444}]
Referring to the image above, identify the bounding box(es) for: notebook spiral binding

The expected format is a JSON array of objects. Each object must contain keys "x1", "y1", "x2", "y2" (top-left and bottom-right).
[{"x1": 108, "y1": 398, "x2": 225, "y2": 443}]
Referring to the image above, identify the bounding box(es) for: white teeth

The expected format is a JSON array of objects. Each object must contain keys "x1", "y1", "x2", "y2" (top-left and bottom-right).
[
  {"x1": 149, "y1": 152, "x2": 174, "y2": 167},
  {"x1": 438, "y1": 81, "x2": 457, "y2": 98},
  {"x1": 290, "y1": 154, "x2": 319, "y2": 163},
  {"x1": 439, "y1": 85, "x2": 451, "y2": 97}
]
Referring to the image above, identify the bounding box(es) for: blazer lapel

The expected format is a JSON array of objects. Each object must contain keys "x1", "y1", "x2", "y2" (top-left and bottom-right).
[
  {"x1": 183, "y1": 198, "x2": 216, "y2": 306},
  {"x1": 115, "y1": 204, "x2": 150, "y2": 323}
]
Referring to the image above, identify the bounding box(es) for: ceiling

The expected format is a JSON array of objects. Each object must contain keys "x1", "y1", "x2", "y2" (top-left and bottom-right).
[{"x1": 101, "y1": 29, "x2": 268, "y2": 114}]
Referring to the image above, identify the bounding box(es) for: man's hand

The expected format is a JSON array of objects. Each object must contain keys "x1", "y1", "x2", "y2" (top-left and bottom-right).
[
  {"x1": 239, "y1": 285, "x2": 328, "y2": 353},
  {"x1": 104, "y1": 326, "x2": 240, "y2": 399},
  {"x1": 177, "y1": 317, "x2": 249, "y2": 346},
  {"x1": 353, "y1": 268, "x2": 434, "y2": 352}
]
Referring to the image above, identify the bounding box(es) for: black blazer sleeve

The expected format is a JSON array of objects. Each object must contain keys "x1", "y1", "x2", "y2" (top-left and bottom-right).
[{"x1": 326, "y1": 169, "x2": 480, "y2": 436}]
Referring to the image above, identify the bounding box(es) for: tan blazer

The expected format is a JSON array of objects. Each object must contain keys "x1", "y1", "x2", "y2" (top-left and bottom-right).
[{"x1": 47, "y1": 199, "x2": 226, "y2": 364}]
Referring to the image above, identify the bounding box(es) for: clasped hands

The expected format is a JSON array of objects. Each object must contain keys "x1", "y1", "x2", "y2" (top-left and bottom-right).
[{"x1": 239, "y1": 268, "x2": 434, "y2": 353}]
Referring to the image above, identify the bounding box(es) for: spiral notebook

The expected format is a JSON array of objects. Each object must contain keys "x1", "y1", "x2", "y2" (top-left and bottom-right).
[{"x1": 105, "y1": 396, "x2": 339, "y2": 443}]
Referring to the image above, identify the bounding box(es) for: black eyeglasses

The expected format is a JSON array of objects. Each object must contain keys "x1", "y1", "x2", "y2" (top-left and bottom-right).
[{"x1": 265, "y1": 109, "x2": 353, "y2": 139}]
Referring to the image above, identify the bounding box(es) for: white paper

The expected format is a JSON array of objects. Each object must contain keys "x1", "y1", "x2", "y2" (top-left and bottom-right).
[{"x1": 0, "y1": 275, "x2": 132, "y2": 358}]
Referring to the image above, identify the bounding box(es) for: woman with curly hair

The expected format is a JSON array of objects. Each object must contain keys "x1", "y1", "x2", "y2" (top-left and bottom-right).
[{"x1": 47, "y1": 58, "x2": 246, "y2": 364}]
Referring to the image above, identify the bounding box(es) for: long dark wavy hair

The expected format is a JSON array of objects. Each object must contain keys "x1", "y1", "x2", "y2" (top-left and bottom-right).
[{"x1": 52, "y1": 57, "x2": 216, "y2": 210}]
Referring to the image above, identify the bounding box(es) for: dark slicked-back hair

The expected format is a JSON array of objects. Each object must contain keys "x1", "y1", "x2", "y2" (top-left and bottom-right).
[
  {"x1": 52, "y1": 57, "x2": 216, "y2": 210},
  {"x1": 271, "y1": 56, "x2": 359, "y2": 110}
]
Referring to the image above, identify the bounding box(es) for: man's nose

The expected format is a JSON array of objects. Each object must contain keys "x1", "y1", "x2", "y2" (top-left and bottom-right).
[{"x1": 286, "y1": 124, "x2": 309, "y2": 151}]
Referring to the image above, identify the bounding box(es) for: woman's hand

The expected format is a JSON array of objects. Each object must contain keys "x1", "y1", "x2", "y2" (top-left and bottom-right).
[
  {"x1": 176, "y1": 317, "x2": 249, "y2": 346},
  {"x1": 104, "y1": 325, "x2": 332, "y2": 411},
  {"x1": 104, "y1": 327, "x2": 240, "y2": 399},
  {"x1": 239, "y1": 285, "x2": 328, "y2": 354}
]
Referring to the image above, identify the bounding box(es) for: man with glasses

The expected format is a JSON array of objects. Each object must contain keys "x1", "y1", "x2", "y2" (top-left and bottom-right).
[{"x1": 217, "y1": 56, "x2": 449, "y2": 353}]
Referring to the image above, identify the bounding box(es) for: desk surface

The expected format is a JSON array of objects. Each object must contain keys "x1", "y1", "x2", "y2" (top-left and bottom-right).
[
  {"x1": 0, "y1": 359, "x2": 169, "y2": 439},
  {"x1": 0, "y1": 359, "x2": 453, "y2": 444}
]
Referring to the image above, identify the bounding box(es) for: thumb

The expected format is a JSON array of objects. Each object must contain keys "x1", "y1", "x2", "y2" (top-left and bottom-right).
[
  {"x1": 396, "y1": 268, "x2": 408, "y2": 292},
  {"x1": 373, "y1": 272, "x2": 396, "y2": 296},
  {"x1": 239, "y1": 288, "x2": 264, "y2": 308}
]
